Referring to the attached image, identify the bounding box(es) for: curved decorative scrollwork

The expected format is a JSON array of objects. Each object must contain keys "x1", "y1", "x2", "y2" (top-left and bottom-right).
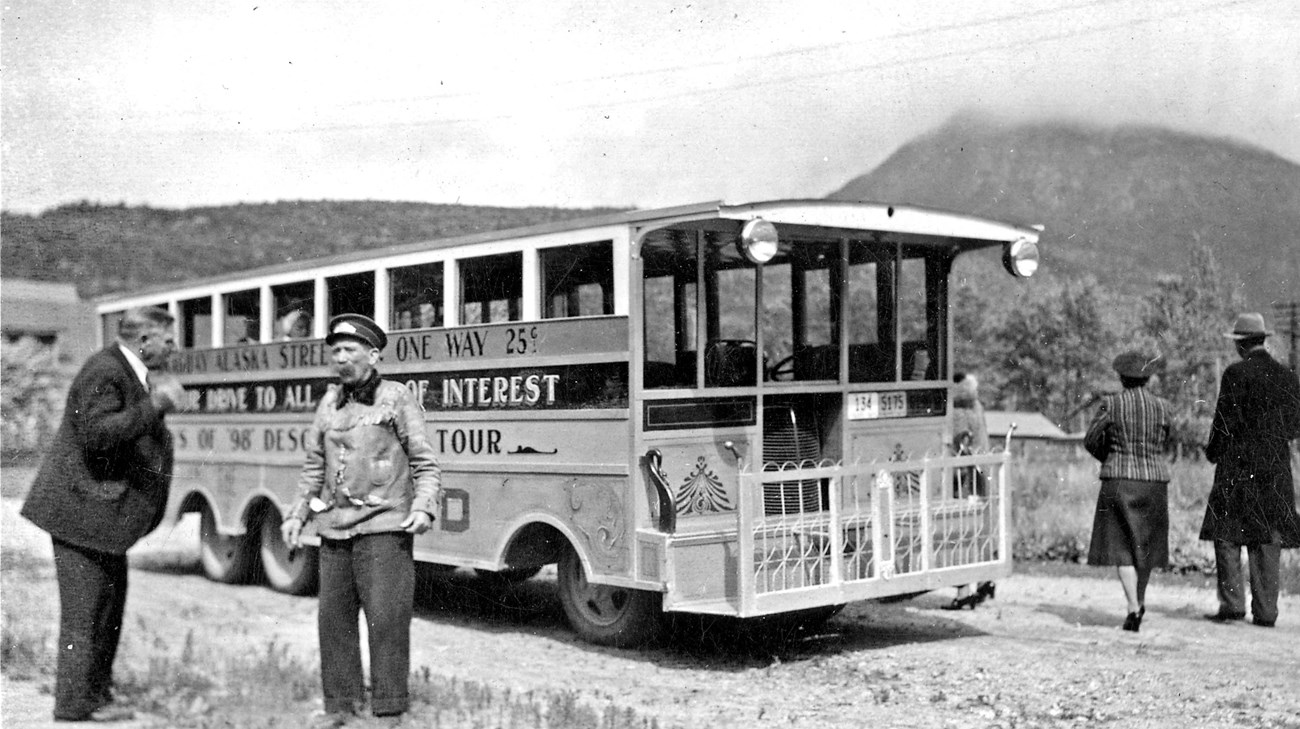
[{"x1": 642, "y1": 449, "x2": 676, "y2": 533}]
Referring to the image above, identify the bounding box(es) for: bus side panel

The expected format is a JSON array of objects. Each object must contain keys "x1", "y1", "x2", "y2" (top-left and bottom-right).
[
  {"x1": 418, "y1": 414, "x2": 633, "y2": 576},
  {"x1": 418, "y1": 471, "x2": 633, "y2": 576}
]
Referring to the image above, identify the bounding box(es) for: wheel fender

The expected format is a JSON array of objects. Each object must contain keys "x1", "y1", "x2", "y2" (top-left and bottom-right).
[{"x1": 495, "y1": 513, "x2": 591, "y2": 578}]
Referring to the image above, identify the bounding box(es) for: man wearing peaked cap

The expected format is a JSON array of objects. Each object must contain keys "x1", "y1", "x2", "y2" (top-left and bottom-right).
[
  {"x1": 325, "y1": 313, "x2": 388, "y2": 350},
  {"x1": 283, "y1": 311, "x2": 438, "y2": 726},
  {"x1": 1201, "y1": 312, "x2": 1300, "y2": 628}
]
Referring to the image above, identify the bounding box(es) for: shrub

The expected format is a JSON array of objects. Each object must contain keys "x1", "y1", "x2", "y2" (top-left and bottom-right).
[{"x1": 1, "y1": 338, "x2": 70, "y2": 464}]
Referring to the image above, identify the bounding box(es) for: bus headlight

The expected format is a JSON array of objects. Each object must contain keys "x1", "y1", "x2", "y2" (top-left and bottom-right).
[
  {"x1": 738, "y1": 219, "x2": 778, "y2": 264},
  {"x1": 1002, "y1": 237, "x2": 1039, "y2": 278}
]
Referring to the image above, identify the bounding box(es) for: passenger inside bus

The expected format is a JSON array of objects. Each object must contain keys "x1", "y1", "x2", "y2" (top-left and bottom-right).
[{"x1": 278, "y1": 310, "x2": 312, "y2": 340}]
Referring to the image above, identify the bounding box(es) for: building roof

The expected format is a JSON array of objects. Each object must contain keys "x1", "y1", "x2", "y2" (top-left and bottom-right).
[
  {"x1": 3, "y1": 278, "x2": 80, "y2": 303},
  {"x1": 2, "y1": 278, "x2": 93, "y2": 343},
  {"x1": 985, "y1": 410, "x2": 1074, "y2": 441}
]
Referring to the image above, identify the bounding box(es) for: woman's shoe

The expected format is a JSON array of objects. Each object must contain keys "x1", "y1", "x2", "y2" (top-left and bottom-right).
[
  {"x1": 1122, "y1": 605, "x2": 1145, "y2": 632},
  {"x1": 941, "y1": 594, "x2": 983, "y2": 611},
  {"x1": 976, "y1": 582, "x2": 996, "y2": 601}
]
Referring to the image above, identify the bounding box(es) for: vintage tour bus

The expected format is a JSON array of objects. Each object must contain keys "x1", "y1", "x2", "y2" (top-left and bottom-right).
[{"x1": 94, "y1": 199, "x2": 1041, "y2": 645}]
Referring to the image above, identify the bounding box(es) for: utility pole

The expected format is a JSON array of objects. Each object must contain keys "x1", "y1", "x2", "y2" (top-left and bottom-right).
[{"x1": 1273, "y1": 301, "x2": 1299, "y2": 373}]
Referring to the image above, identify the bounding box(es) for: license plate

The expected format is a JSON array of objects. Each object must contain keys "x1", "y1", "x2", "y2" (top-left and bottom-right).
[{"x1": 847, "y1": 391, "x2": 907, "y2": 420}]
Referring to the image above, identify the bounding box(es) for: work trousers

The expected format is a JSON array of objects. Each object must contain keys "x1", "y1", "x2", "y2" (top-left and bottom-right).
[
  {"x1": 1214, "y1": 538, "x2": 1282, "y2": 624},
  {"x1": 50, "y1": 537, "x2": 128, "y2": 721},
  {"x1": 317, "y1": 532, "x2": 414, "y2": 716}
]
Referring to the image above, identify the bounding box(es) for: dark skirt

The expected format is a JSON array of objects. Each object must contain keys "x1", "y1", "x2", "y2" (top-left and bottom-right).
[{"x1": 1086, "y1": 478, "x2": 1169, "y2": 570}]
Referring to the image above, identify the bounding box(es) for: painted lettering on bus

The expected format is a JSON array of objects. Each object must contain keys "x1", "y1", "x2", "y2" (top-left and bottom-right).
[
  {"x1": 214, "y1": 348, "x2": 271, "y2": 373},
  {"x1": 278, "y1": 341, "x2": 331, "y2": 369},
  {"x1": 446, "y1": 330, "x2": 488, "y2": 358},
  {"x1": 442, "y1": 374, "x2": 559, "y2": 407},
  {"x1": 393, "y1": 333, "x2": 437, "y2": 362},
  {"x1": 435, "y1": 428, "x2": 502, "y2": 455}
]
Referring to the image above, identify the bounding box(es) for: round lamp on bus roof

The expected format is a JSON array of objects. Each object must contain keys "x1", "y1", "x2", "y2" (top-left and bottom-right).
[
  {"x1": 738, "y1": 219, "x2": 778, "y2": 264},
  {"x1": 1002, "y1": 237, "x2": 1039, "y2": 278}
]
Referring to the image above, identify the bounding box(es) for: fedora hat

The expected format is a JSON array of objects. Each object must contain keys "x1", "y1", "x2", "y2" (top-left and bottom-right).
[
  {"x1": 325, "y1": 313, "x2": 388, "y2": 350},
  {"x1": 1112, "y1": 350, "x2": 1163, "y2": 379},
  {"x1": 1223, "y1": 312, "x2": 1272, "y2": 340}
]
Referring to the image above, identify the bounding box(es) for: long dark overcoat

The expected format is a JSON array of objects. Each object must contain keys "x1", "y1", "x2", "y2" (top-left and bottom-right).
[
  {"x1": 21, "y1": 345, "x2": 174, "y2": 555},
  {"x1": 1199, "y1": 348, "x2": 1300, "y2": 547}
]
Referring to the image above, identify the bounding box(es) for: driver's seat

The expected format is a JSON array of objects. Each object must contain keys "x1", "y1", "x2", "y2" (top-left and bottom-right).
[{"x1": 704, "y1": 340, "x2": 757, "y2": 387}]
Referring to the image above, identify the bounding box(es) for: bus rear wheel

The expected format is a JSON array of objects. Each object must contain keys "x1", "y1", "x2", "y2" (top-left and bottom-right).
[
  {"x1": 556, "y1": 546, "x2": 661, "y2": 647},
  {"x1": 258, "y1": 508, "x2": 318, "y2": 595},
  {"x1": 199, "y1": 505, "x2": 255, "y2": 584}
]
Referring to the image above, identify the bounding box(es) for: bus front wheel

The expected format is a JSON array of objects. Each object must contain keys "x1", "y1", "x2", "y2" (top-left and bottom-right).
[
  {"x1": 556, "y1": 546, "x2": 661, "y2": 647},
  {"x1": 258, "y1": 508, "x2": 318, "y2": 595},
  {"x1": 199, "y1": 505, "x2": 255, "y2": 584}
]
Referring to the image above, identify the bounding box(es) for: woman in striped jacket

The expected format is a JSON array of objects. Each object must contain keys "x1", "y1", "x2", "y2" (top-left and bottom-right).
[{"x1": 1084, "y1": 350, "x2": 1173, "y2": 633}]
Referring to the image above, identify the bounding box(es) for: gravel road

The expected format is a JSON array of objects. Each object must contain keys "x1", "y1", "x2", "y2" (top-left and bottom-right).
[{"x1": 3, "y1": 497, "x2": 1299, "y2": 729}]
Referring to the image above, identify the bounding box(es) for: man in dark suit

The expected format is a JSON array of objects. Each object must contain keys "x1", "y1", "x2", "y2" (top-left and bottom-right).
[
  {"x1": 1200, "y1": 312, "x2": 1300, "y2": 628},
  {"x1": 21, "y1": 306, "x2": 186, "y2": 722}
]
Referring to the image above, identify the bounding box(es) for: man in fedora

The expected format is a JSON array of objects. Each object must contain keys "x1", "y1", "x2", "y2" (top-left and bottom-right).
[
  {"x1": 1200, "y1": 312, "x2": 1300, "y2": 627},
  {"x1": 280, "y1": 313, "x2": 440, "y2": 727}
]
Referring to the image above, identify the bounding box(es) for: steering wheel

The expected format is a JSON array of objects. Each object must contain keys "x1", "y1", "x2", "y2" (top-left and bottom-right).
[{"x1": 767, "y1": 353, "x2": 796, "y2": 381}]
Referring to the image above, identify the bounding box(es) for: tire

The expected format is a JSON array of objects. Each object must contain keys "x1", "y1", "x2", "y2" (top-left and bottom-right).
[
  {"x1": 199, "y1": 505, "x2": 255, "y2": 584},
  {"x1": 556, "y1": 546, "x2": 662, "y2": 647},
  {"x1": 258, "y1": 508, "x2": 318, "y2": 596}
]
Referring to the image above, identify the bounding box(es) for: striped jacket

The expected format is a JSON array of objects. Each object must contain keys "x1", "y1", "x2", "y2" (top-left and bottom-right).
[{"x1": 1084, "y1": 386, "x2": 1172, "y2": 482}]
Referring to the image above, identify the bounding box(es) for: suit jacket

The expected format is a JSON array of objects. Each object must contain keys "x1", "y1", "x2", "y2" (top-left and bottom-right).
[
  {"x1": 1199, "y1": 348, "x2": 1300, "y2": 547},
  {"x1": 21, "y1": 345, "x2": 174, "y2": 555}
]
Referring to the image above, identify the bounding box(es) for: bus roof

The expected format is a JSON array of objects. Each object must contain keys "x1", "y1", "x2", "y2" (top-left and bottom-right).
[{"x1": 94, "y1": 198, "x2": 1041, "y2": 304}]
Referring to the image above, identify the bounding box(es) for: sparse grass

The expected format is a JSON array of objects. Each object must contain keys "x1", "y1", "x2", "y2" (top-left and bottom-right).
[{"x1": 1012, "y1": 454, "x2": 1300, "y2": 592}]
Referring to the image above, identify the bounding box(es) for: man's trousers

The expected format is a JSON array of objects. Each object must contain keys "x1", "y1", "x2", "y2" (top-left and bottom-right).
[
  {"x1": 317, "y1": 532, "x2": 414, "y2": 716},
  {"x1": 1214, "y1": 538, "x2": 1281, "y2": 624},
  {"x1": 50, "y1": 537, "x2": 128, "y2": 721}
]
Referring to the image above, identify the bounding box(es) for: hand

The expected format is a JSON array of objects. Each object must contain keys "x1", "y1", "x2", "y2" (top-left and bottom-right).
[
  {"x1": 281, "y1": 516, "x2": 303, "y2": 549},
  {"x1": 401, "y1": 510, "x2": 434, "y2": 535},
  {"x1": 149, "y1": 373, "x2": 187, "y2": 413}
]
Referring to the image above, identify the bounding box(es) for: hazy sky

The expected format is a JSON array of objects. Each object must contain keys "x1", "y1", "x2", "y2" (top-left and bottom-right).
[{"x1": 2, "y1": 0, "x2": 1297, "y2": 214}]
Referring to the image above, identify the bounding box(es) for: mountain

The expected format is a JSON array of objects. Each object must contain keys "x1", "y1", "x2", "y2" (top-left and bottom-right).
[
  {"x1": 828, "y1": 113, "x2": 1300, "y2": 312},
  {"x1": 0, "y1": 200, "x2": 626, "y2": 299},
  {"x1": 4, "y1": 118, "x2": 1297, "y2": 312}
]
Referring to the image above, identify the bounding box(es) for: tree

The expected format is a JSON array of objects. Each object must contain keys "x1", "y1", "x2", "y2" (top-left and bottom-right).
[
  {"x1": 984, "y1": 276, "x2": 1122, "y2": 432},
  {"x1": 1139, "y1": 245, "x2": 1246, "y2": 457}
]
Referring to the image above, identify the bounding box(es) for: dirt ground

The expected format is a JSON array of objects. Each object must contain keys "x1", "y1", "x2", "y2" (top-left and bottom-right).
[{"x1": 4, "y1": 496, "x2": 1299, "y2": 729}]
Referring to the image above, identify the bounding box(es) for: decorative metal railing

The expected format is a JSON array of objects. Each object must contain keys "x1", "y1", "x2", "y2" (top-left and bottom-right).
[{"x1": 733, "y1": 450, "x2": 1010, "y2": 615}]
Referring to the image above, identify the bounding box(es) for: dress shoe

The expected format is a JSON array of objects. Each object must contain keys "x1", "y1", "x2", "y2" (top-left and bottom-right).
[
  {"x1": 309, "y1": 711, "x2": 353, "y2": 729},
  {"x1": 941, "y1": 593, "x2": 983, "y2": 611},
  {"x1": 976, "y1": 582, "x2": 997, "y2": 600},
  {"x1": 54, "y1": 702, "x2": 136, "y2": 722},
  {"x1": 1204, "y1": 610, "x2": 1246, "y2": 623},
  {"x1": 1122, "y1": 605, "x2": 1145, "y2": 632},
  {"x1": 1252, "y1": 617, "x2": 1276, "y2": 628}
]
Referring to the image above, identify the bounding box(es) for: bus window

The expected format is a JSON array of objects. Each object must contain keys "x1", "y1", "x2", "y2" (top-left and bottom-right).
[
  {"x1": 101, "y1": 311, "x2": 124, "y2": 347},
  {"x1": 460, "y1": 252, "x2": 522, "y2": 324},
  {"x1": 761, "y1": 238, "x2": 839, "y2": 382},
  {"x1": 703, "y1": 233, "x2": 757, "y2": 387},
  {"x1": 390, "y1": 262, "x2": 443, "y2": 331},
  {"x1": 899, "y1": 251, "x2": 945, "y2": 381},
  {"x1": 541, "y1": 241, "x2": 613, "y2": 319},
  {"x1": 223, "y1": 289, "x2": 260, "y2": 345},
  {"x1": 272, "y1": 281, "x2": 314, "y2": 340},
  {"x1": 848, "y1": 244, "x2": 894, "y2": 383},
  {"x1": 642, "y1": 231, "x2": 697, "y2": 389},
  {"x1": 179, "y1": 296, "x2": 213, "y2": 350},
  {"x1": 328, "y1": 272, "x2": 375, "y2": 322}
]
